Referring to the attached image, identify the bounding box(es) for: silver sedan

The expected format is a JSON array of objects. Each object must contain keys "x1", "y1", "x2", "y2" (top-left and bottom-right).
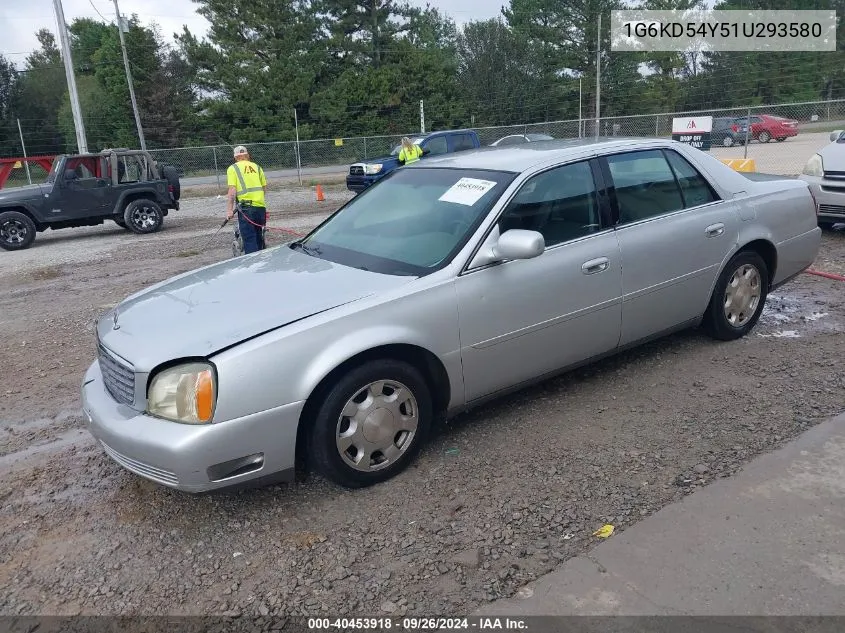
[{"x1": 81, "y1": 138, "x2": 821, "y2": 492}]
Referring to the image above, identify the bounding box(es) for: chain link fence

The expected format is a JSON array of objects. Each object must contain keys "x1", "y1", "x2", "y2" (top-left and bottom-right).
[{"x1": 139, "y1": 98, "x2": 845, "y2": 186}]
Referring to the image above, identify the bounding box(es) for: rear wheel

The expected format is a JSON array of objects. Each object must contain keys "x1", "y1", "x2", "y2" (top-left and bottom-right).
[
  {"x1": 703, "y1": 250, "x2": 769, "y2": 341},
  {"x1": 758, "y1": 131, "x2": 772, "y2": 143},
  {"x1": 721, "y1": 135, "x2": 734, "y2": 147},
  {"x1": 123, "y1": 199, "x2": 163, "y2": 234},
  {"x1": 0, "y1": 211, "x2": 37, "y2": 251},
  {"x1": 308, "y1": 359, "x2": 433, "y2": 488}
]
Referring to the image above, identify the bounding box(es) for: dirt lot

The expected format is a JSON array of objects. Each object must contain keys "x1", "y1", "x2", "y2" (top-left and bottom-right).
[{"x1": 1, "y1": 188, "x2": 844, "y2": 621}]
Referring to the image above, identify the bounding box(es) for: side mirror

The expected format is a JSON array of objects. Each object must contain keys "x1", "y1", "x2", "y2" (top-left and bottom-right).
[
  {"x1": 830, "y1": 130, "x2": 844, "y2": 142},
  {"x1": 492, "y1": 229, "x2": 545, "y2": 261}
]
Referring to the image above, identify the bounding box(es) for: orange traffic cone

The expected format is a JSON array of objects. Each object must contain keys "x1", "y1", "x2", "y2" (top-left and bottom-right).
[{"x1": 315, "y1": 184, "x2": 325, "y2": 202}]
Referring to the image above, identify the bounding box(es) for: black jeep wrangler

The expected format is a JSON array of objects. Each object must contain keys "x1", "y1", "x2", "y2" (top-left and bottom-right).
[{"x1": 0, "y1": 148, "x2": 180, "y2": 251}]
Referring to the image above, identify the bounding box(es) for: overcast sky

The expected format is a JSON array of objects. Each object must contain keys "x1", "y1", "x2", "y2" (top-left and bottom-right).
[{"x1": 0, "y1": 0, "x2": 506, "y2": 68}]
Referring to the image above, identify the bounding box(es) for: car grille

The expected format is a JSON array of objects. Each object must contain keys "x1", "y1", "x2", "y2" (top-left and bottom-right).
[
  {"x1": 818, "y1": 204, "x2": 845, "y2": 216},
  {"x1": 349, "y1": 165, "x2": 364, "y2": 176},
  {"x1": 100, "y1": 441, "x2": 179, "y2": 487},
  {"x1": 823, "y1": 170, "x2": 845, "y2": 181},
  {"x1": 98, "y1": 343, "x2": 135, "y2": 406}
]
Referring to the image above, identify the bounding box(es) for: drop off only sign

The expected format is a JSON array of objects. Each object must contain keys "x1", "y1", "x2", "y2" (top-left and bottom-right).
[{"x1": 672, "y1": 116, "x2": 713, "y2": 150}]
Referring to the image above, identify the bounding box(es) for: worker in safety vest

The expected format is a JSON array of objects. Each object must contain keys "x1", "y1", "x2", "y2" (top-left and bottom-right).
[
  {"x1": 226, "y1": 145, "x2": 268, "y2": 254},
  {"x1": 397, "y1": 137, "x2": 423, "y2": 165}
]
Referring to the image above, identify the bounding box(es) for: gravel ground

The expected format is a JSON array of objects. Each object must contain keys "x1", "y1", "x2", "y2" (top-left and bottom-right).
[{"x1": 0, "y1": 189, "x2": 843, "y2": 622}]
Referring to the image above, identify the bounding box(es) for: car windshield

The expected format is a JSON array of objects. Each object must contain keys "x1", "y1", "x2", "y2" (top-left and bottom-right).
[
  {"x1": 390, "y1": 138, "x2": 425, "y2": 155},
  {"x1": 46, "y1": 156, "x2": 66, "y2": 184},
  {"x1": 292, "y1": 167, "x2": 517, "y2": 276}
]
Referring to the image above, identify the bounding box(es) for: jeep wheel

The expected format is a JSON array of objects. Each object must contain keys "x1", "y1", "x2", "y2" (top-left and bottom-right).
[
  {"x1": 124, "y1": 199, "x2": 164, "y2": 234},
  {"x1": 0, "y1": 211, "x2": 37, "y2": 251},
  {"x1": 161, "y1": 166, "x2": 181, "y2": 201}
]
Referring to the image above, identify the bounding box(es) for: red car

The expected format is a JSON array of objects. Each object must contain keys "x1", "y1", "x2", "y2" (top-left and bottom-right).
[{"x1": 734, "y1": 114, "x2": 800, "y2": 143}]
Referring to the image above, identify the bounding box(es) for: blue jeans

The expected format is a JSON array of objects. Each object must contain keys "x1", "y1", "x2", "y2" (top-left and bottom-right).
[{"x1": 237, "y1": 204, "x2": 266, "y2": 254}]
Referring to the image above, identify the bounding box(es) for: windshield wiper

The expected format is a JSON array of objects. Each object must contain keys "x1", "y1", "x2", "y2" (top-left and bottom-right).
[{"x1": 291, "y1": 241, "x2": 321, "y2": 256}]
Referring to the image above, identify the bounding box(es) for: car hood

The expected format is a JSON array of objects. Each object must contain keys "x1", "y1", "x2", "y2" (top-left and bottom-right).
[
  {"x1": 355, "y1": 155, "x2": 400, "y2": 167},
  {"x1": 0, "y1": 183, "x2": 48, "y2": 202},
  {"x1": 818, "y1": 142, "x2": 845, "y2": 171},
  {"x1": 96, "y1": 246, "x2": 414, "y2": 371}
]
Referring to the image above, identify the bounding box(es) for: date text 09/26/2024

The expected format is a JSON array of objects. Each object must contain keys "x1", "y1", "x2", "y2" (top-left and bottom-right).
[{"x1": 307, "y1": 617, "x2": 528, "y2": 630}]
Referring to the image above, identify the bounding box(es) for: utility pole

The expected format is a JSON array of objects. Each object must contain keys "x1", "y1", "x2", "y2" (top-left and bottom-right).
[
  {"x1": 420, "y1": 100, "x2": 425, "y2": 134},
  {"x1": 113, "y1": 0, "x2": 146, "y2": 150},
  {"x1": 595, "y1": 13, "x2": 601, "y2": 140},
  {"x1": 52, "y1": 0, "x2": 87, "y2": 153}
]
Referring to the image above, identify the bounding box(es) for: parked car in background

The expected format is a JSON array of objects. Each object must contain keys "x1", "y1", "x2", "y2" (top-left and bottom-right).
[
  {"x1": 82, "y1": 137, "x2": 821, "y2": 494},
  {"x1": 490, "y1": 133, "x2": 555, "y2": 146},
  {"x1": 733, "y1": 114, "x2": 799, "y2": 143},
  {"x1": 711, "y1": 117, "x2": 746, "y2": 147},
  {"x1": 0, "y1": 148, "x2": 180, "y2": 251},
  {"x1": 345, "y1": 129, "x2": 481, "y2": 193},
  {"x1": 798, "y1": 129, "x2": 845, "y2": 229}
]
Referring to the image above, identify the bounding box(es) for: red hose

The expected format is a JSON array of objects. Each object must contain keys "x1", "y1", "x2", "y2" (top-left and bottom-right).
[
  {"x1": 805, "y1": 268, "x2": 845, "y2": 282},
  {"x1": 234, "y1": 209, "x2": 305, "y2": 237}
]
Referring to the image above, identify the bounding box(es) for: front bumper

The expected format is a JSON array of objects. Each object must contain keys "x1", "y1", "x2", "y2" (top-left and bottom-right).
[
  {"x1": 81, "y1": 361, "x2": 304, "y2": 493},
  {"x1": 797, "y1": 176, "x2": 845, "y2": 224},
  {"x1": 346, "y1": 173, "x2": 384, "y2": 193}
]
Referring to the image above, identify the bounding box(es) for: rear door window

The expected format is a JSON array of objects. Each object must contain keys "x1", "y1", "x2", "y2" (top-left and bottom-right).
[
  {"x1": 451, "y1": 134, "x2": 477, "y2": 152},
  {"x1": 605, "y1": 150, "x2": 684, "y2": 224}
]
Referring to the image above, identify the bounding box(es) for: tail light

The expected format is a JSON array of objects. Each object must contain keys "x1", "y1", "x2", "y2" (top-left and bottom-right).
[{"x1": 731, "y1": 124, "x2": 738, "y2": 132}]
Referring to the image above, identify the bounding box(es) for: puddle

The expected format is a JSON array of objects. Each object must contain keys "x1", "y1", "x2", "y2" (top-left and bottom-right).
[
  {"x1": 758, "y1": 330, "x2": 801, "y2": 338},
  {"x1": 758, "y1": 291, "x2": 842, "y2": 339}
]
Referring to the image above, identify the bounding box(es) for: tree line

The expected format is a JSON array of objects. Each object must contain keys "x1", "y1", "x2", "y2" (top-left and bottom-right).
[{"x1": 2, "y1": 0, "x2": 845, "y2": 158}]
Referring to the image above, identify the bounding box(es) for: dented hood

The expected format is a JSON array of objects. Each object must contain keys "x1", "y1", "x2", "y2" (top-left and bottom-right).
[{"x1": 95, "y1": 245, "x2": 411, "y2": 371}]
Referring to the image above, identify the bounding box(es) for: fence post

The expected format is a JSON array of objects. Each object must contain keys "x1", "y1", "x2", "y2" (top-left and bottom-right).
[
  {"x1": 743, "y1": 107, "x2": 751, "y2": 159},
  {"x1": 364, "y1": 136, "x2": 368, "y2": 160},
  {"x1": 294, "y1": 108, "x2": 303, "y2": 186},
  {"x1": 16, "y1": 118, "x2": 32, "y2": 185},
  {"x1": 655, "y1": 115, "x2": 659, "y2": 137},
  {"x1": 212, "y1": 147, "x2": 220, "y2": 190}
]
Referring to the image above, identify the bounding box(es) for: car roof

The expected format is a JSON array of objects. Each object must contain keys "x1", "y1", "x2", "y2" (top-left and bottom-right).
[{"x1": 405, "y1": 137, "x2": 687, "y2": 172}]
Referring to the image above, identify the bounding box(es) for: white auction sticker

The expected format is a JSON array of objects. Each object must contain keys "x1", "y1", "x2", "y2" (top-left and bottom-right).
[{"x1": 438, "y1": 178, "x2": 498, "y2": 206}]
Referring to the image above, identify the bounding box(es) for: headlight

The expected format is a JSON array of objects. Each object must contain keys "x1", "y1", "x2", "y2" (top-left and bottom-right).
[
  {"x1": 147, "y1": 362, "x2": 216, "y2": 424},
  {"x1": 363, "y1": 163, "x2": 383, "y2": 175},
  {"x1": 802, "y1": 154, "x2": 823, "y2": 177}
]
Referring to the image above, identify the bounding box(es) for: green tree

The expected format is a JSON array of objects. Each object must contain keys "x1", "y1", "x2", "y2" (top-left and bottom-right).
[
  {"x1": 178, "y1": 0, "x2": 323, "y2": 142},
  {"x1": 16, "y1": 30, "x2": 68, "y2": 154},
  {"x1": 0, "y1": 55, "x2": 21, "y2": 156}
]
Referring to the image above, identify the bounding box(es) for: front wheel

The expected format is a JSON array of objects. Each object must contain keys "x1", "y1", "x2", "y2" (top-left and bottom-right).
[
  {"x1": 703, "y1": 250, "x2": 769, "y2": 341},
  {"x1": 0, "y1": 210, "x2": 37, "y2": 251},
  {"x1": 308, "y1": 360, "x2": 433, "y2": 488},
  {"x1": 123, "y1": 199, "x2": 163, "y2": 234}
]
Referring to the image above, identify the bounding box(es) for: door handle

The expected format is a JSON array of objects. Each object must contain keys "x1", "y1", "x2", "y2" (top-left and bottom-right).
[
  {"x1": 582, "y1": 257, "x2": 609, "y2": 274},
  {"x1": 706, "y1": 223, "x2": 725, "y2": 237}
]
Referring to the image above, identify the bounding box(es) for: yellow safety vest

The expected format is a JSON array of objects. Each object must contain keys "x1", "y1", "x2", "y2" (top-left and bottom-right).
[
  {"x1": 399, "y1": 145, "x2": 423, "y2": 165},
  {"x1": 227, "y1": 160, "x2": 267, "y2": 206}
]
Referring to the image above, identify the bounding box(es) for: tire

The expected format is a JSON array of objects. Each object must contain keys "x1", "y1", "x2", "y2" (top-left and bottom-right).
[
  {"x1": 758, "y1": 131, "x2": 771, "y2": 143},
  {"x1": 703, "y1": 250, "x2": 769, "y2": 341},
  {"x1": 308, "y1": 359, "x2": 433, "y2": 488},
  {"x1": 819, "y1": 221, "x2": 835, "y2": 231},
  {"x1": 0, "y1": 210, "x2": 37, "y2": 251},
  {"x1": 161, "y1": 166, "x2": 181, "y2": 201},
  {"x1": 123, "y1": 199, "x2": 164, "y2": 234},
  {"x1": 721, "y1": 135, "x2": 734, "y2": 147}
]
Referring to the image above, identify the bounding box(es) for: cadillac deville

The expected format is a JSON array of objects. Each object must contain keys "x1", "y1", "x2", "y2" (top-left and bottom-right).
[{"x1": 81, "y1": 138, "x2": 822, "y2": 492}]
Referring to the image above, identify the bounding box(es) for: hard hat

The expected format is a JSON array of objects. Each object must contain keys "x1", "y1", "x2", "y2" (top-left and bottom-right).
[{"x1": 233, "y1": 145, "x2": 249, "y2": 157}]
